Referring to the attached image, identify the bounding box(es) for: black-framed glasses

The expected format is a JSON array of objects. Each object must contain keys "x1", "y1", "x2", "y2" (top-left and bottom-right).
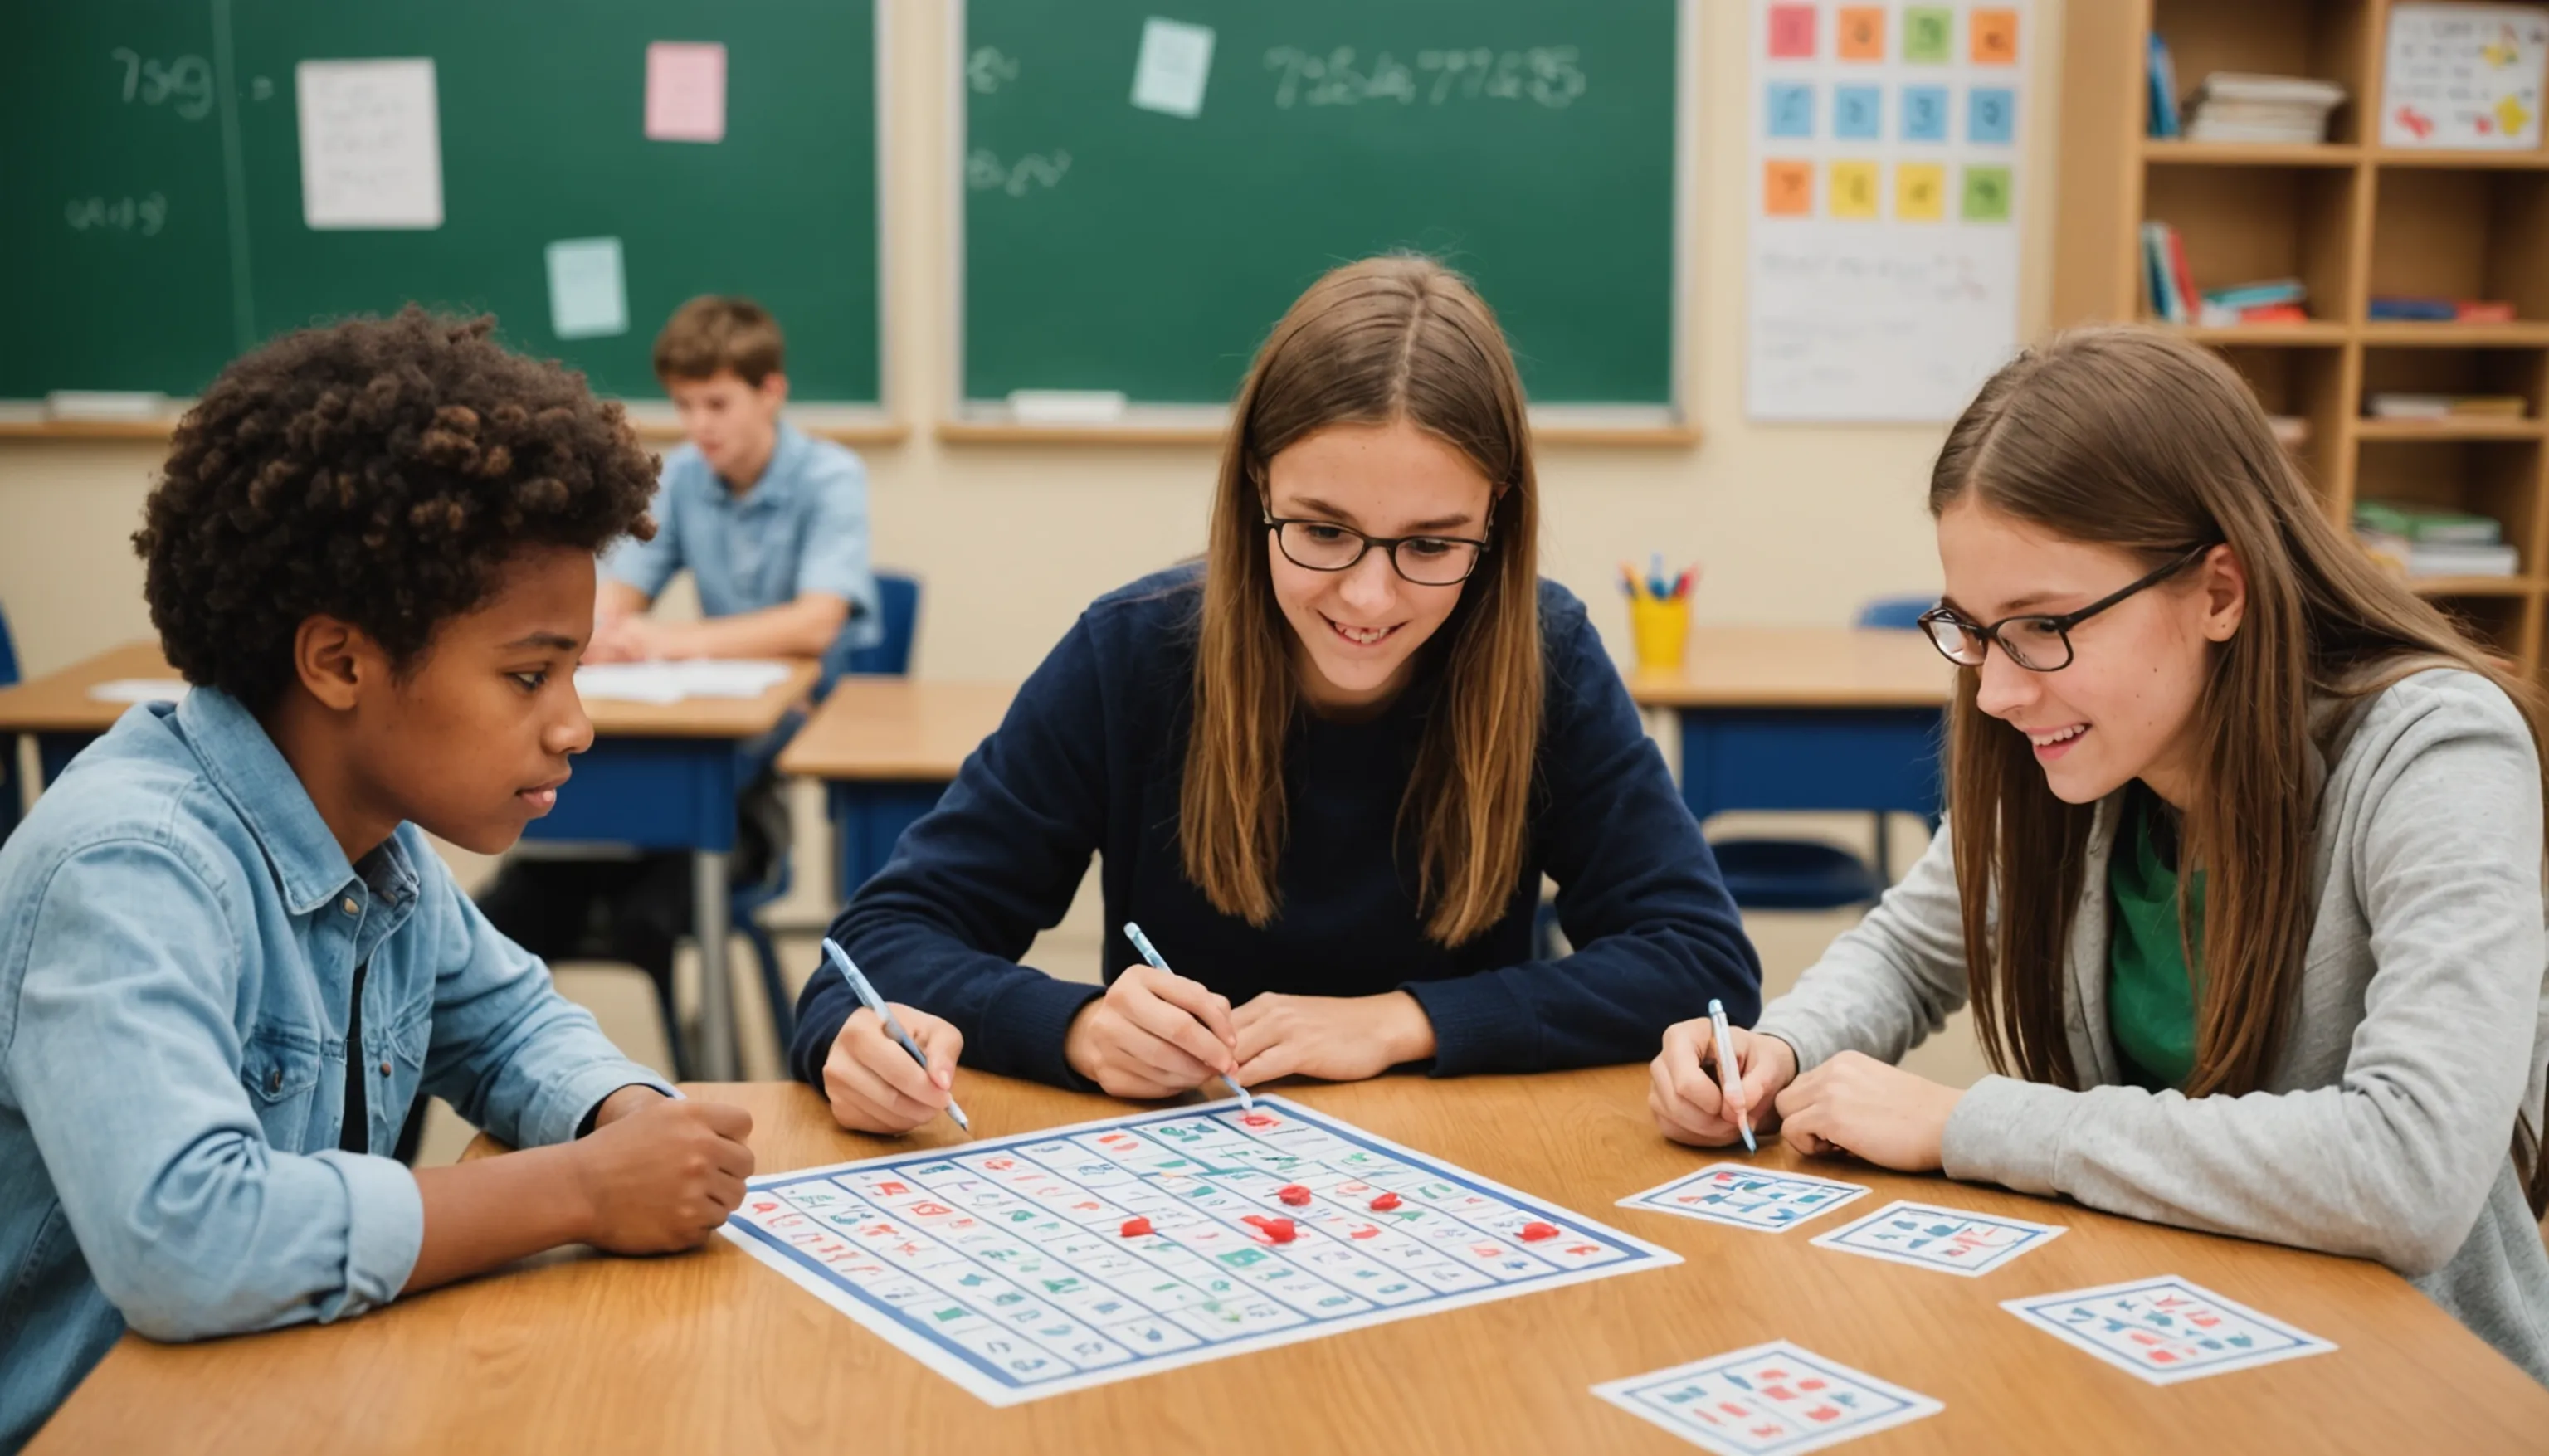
[
  {"x1": 1262, "y1": 511, "x2": 1491, "y2": 587},
  {"x1": 1914, "y1": 543, "x2": 2217, "y2": 672}
]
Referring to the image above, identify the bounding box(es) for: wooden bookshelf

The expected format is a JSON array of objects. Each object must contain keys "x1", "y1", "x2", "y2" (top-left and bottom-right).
[{"x1": 2055, "y1": 0, "x2": 2549, "y2": 674}]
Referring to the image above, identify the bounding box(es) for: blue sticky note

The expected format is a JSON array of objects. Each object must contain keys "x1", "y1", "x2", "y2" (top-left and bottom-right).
[
  {"x1": 544, "y1": 236, "x2": 628, "y2": 340},
  {"x1": 1902, "y1": 85, "x2": 1949, "y2": 141},
  {"x1": 1834, "y1": 84, "x2": 1882, "y2": 140},
  {"x1": 1767, "y1": 81, "x2": 1815, "y2": 139},
  {"x1": 1969, "y1": 86, "x2": 2015, "y2": 144}
]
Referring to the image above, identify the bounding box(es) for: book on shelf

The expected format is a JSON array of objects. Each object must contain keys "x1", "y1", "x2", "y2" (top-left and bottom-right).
[
  {"x1": 2182, "y1": 71, "x2": 2347, "y2": 144},
  {"x1": 2365, "y1": 392, "x2": 2530, "y2": 420},
  {"x1": 2353, "y1": 499, "x2": 2506, "y2": 544},
  {"x1": 2139, "y1": 222, "x2": 2199, "y2": 324},
  {"x1": 2147, "y1": 34, "x2": 2182, "y2": 138},
  {"x1": 2368, "y1": 296, "x2": 2518, "y2": 324},
  {"x1": 2358, "y1": 532, "x2": 2522, "y2": 578},
  {"x1": 2195, "y1": 277, "x2": 2308, "y2": 328}
]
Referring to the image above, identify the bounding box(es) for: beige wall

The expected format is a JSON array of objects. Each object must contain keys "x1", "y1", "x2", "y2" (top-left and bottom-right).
[{"x1": 0, "y1": 0, "x2": 2064, "y2": 680}]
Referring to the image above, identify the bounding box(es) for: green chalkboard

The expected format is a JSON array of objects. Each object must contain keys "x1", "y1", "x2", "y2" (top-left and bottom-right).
[
  {"x1": 961, "y1": 0, "x2": 1682, "y2": 410},
  {"x1": 3, "y1": 0, "x2": 880, "y2": 403}
]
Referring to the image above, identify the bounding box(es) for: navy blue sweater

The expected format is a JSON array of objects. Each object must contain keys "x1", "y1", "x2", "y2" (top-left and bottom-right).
[{"x1": 790, "y1": 567, "x2": 1760, "y2": 1089}]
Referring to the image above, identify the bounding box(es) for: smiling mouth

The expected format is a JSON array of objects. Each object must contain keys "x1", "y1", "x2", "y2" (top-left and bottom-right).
[
  {"x1": 2023, "y1": 723, "x2": 2088, "y2": 759},
  {"x1": 1323, "y1": 614, "x2": 1401, "y2": 648}
]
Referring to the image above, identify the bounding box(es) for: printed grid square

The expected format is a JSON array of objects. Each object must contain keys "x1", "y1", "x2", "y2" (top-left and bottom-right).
[
  {"x1": 2001, "y1": 1276, "x2": 2337, "y2": 1385},
  {"x1": 1809, "y1": 1199, "x2": 2064, "y2": 1277},
  {"x1": 1620, "y1": 1164, "x2": 1873, "y2": 1234},
  {"x1": 1593, "y1": 1340, "x2": 1945, "y2": 1455}
]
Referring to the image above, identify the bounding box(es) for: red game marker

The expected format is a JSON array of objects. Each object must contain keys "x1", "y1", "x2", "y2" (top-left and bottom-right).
[
  {"x1": 1368, "y1": 1192, "x2": 1401, "y2": 1212},
  {"x1": 1519, "y1": 1221, "x2": 1559, "y2": 1242},
  {"x1": 1240, "y1": 1214, "x2": 1298, "y2": 1244},
  {"x1": 1277, "y1": 1184, "x2": 1312, "y2": 1206},
  {"x1": 1119, "y1": 1217, "x2": 1153, "y2": 1237}
]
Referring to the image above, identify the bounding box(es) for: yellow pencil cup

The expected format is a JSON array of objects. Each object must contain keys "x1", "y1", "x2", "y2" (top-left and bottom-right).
[{"x1": 1629, "y1": 595, "x2": 1691, "y2": 672}]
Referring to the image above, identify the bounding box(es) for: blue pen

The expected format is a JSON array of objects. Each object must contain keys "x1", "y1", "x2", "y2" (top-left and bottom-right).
[
  {"x1": 1707, "y1": 997, "x2": 1756, "y2": 1153},
  {"x1": 1122, "y1": 922, "x2": 1254, "y2": 1109},
  {"x1": 822, "y1": 938, "x2": 970, "y2": 1133}
]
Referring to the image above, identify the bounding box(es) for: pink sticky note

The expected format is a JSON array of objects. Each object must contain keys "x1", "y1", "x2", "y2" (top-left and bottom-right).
[{"x1": 646, "y1": 41, "x2": 726, "y2": 143}]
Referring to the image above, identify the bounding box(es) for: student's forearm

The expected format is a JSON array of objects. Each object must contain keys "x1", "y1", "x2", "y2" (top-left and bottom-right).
[
  {"x1": 680, "y1": 596, "x2": 848, "y2": 658},
  {"x1": 404, "y1": 1142, "x2": 597, "y2": 1293}
]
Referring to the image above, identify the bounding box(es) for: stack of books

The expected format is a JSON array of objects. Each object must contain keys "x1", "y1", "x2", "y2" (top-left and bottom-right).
[
  {"x1": 2181, "y1": 72, "x2": 2347, "y2": 144},
  {"x1": 2196, "y1": 278, "x2": 2308, "y2": 328},
  {"x1": 2354, "y1": 499, "x2": 2520, "y2": 578},
  {"x1": 2138, "y1": 227, "x2": 2313, "y2": 328},
  {"x1": 2365, "y1": 392, "x2": 2529, "y2": 421},
  {"x1": 2368, "y1": 296, "x2": 2518, "y2": 324}
]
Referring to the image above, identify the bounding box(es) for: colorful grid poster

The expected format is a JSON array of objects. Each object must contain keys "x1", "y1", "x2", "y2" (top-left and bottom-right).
[{"x1": 1747, "y1": 2, "x2": 2028, "y2": 421}]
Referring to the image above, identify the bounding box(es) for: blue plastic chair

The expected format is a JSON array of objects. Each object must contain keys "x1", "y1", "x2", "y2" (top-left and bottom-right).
[
  {"x1": 734, "y1": 572, "x2": 921, "y2": 1049},
  {"x1": 1702, "y1": 594, "x2": 1942, "y2": 912},
  {"x1": 0, "y1": 602, "x2": 19, "y2": 847}
]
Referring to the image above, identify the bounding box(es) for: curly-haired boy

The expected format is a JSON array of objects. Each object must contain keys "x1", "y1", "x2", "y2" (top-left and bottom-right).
[{"x1": 0, "y1": 309, "x2": 754, "y2": 1449}]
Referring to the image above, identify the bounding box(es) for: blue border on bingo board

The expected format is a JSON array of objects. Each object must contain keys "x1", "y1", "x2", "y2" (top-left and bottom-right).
[{"x1": 719, "y1": 1093, "x2": 1682, "y2": 1405}]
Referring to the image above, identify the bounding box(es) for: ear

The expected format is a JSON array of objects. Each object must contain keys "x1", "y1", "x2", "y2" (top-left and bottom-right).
[
  {"x1": 2200, "y1": 543, "x2": 2247, "y2": 641},
  {"x1": 290, "y1": 616, "x2": 389, "y2": 713},
  {"x1": 759, "y1": 371, "x2": 790, "y2": 411}
]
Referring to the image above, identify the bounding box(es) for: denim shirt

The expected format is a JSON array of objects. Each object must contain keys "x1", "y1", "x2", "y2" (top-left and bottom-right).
[
  {"x1": 602, "y1": 420, "x2": 884, "y2": 649},
  {"x1": 0, "y1": 688, "x2": 672, "y2": 1449}
]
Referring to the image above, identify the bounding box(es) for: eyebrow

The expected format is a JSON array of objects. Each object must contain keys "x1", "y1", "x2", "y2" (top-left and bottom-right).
[
  {"x1": 1287, "y1": 495, "x2": 1478, "y2": 533},
  {"x1": 501, "y1": 631, "x2": 583, "y2": 651},
  {"x1": 1938, "y1": 591, "x2": 2072, "y2": 618}
]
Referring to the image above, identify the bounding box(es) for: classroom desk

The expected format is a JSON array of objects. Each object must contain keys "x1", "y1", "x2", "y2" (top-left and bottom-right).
[
  {"x1": 0, "y1": 641, "x2": 817, "y2": 1082},
  {"x1": 776, "y1": 678, "x2": 1016, "y2": 902},
  {"x1": 30, "y1": 1065, "x2": 2549, "y2": 1454},
  {"x1": 1630, "y1": 628, "x2": 1956, "y2": 869}
]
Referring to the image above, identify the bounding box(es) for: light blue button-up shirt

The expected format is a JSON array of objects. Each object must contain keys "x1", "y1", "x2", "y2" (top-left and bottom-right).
[
  {"x1": 0, "y1": 688, "x2": 671, "y2": 1449},
  {"x1": 603, "y1": 420, "x2": 884, "y2": 650}
]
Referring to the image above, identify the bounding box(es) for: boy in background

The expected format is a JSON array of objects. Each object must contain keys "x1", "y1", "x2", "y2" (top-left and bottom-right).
[
  {"x1": 476, "y1": 296, "x2": 879, "y2": 1072},
  {"x1": 0, "y1": 310, "x2": 753, "y2": 1449}
]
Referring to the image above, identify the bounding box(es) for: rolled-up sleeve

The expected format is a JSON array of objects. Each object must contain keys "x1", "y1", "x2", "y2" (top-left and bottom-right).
[
  {"x1": 416, "y1": 869, "x2": 674, "y2": 1150},
  {"x1": 7, "y1": 841, "x2": 422, "y2": 1341},
  {"x1": 797, "y1": 447, "x2": 884, "y2": 649}
]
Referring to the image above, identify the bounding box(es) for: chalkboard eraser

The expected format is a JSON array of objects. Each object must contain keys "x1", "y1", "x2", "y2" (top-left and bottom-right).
[
  {"x1": 46, "y1": 391, "x2": 167, "y2": 421},
  {"x1": 1008, "y1": 390, "x2": 1128, "y2": 426}
]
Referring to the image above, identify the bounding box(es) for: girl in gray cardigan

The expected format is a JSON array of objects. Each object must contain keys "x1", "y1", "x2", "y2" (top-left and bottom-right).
[{"x1": 1650, "y1": 328, "x2": 2549, "y2": 1385}]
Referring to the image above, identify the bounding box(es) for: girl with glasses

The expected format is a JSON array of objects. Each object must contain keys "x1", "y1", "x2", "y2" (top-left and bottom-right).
[
  {"x1": 1650, "y1": 327, "x2": 2549, "y2": 1385},
  {"x1": 794, "y1": 256, "x2": 1759, "y2": 1127}
]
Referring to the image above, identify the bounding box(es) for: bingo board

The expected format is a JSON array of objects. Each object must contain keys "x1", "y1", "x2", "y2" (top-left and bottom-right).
[{"x1": 722, "y1": 1095, "x2": 1680, "y2": 1405}]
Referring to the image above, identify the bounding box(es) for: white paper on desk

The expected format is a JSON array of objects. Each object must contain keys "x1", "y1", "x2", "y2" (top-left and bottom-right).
[
  {"x1": 1130, "y1": 17, "x2": 1216, "y2": 118},
  {"x1": 296, "y1": 59, "x2": 444, "y2": 230},
  {"x1": 545, "y1": 236, "x2": 629, "y2": 340},
  {"x1": 87, "y1": 679, "x2": 190, "y2": 704},
  {"x1": 646, "y1": 41, "x2": 729, "y2": 143},
  {"x1": 573, "y1": 659, "x2": 791, "y2": 704}
]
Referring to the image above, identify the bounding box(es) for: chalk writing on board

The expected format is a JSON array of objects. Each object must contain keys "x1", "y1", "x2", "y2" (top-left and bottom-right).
[
  {"x1": 968, "y1": 47, "x2": 1021, "y2": 95},
  {"x1": 65, "y1": 193, "x2": 168, "y2": 236},
  {"x1": 110, "y1": 49, "x2": 213, "y2": 120},
  {"x1": 967, "y1": 149, "x2": 1071, "y2": 196},
  {"x1": 1262, "y1": 46, "x2": 1585, "y2": 110}
]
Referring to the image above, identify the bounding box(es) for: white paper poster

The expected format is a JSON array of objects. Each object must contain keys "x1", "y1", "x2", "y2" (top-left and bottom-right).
[
  {"x1": 646, "y1": 41, "x2": 729, "y2": 143},
  {"x1": 545, "y1": 236, "x2": 629, "y2": 340},
  {"x1": 295, "y1": 59, "x2": 444, "y2": 230},
  {"x1": 2382, "y1": 3, "x2": 2548, "y2": 149},
  {"x1": 1130, "y1": 17, "x2": 1216, "y2": 119},
  {"x1": 1746, "y1": 2, "x2": 2026, "y2": 422}
]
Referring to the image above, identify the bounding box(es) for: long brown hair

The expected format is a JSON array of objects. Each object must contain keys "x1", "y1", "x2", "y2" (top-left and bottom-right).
[
  {"x1": 1932, "y1": 328, "x2": 2549, "y2": 1209},
  {"x1": 1180, "y1": 256, "x2": 1542, "y2": 946}
]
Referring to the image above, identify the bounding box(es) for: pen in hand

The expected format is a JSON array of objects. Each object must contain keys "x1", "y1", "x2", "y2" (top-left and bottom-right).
[
  {"x1": 1123, "y1": 922, "x2": 1255, "y2": 1109},
  {"x1": 1708, "y1": 997, "x2": 1756, "y2": 1153},
  {"x1": 822, "y1": 938, "x2": 971, "y2": 1134}
]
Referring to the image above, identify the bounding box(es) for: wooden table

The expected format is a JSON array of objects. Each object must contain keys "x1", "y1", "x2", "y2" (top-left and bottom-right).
[
  {"x1": 1629, "y1": 626, "x2": 1954, "y2": 709},
  {"x1": 0, "y1": 641, "x2": 818, "y2": 1081},
  {"x1": 777, "y1": 679, "x2": 1016, "y2": 900},
  {"x1": 32, "y1": 1068, "x2": 2549, "y2": 1454}
]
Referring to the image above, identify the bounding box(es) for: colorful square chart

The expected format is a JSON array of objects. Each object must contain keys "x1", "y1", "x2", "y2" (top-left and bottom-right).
[
  {"x1": 1828, "y1": 161, "x2": 1880, "y2": 219},
  {"x1": 1810, "y1": 1200, "x2": 2061, "y2": 1276},
  {"x1": 1594, "y1": 1341, "x2": 1945, "y2": 1455},
  {"x1": 1902, "y1": 85, "x2": 1949, "y2": 142},
  {"x1": 1763, "y1": 160, "x2": 1815, "y2": 217},
  {"x1": 1897, "y1": 163, "x2": 1946, "y2": 221},
  {"x1": 1767, "y1": 3, "x2": 1818, "y2": 59},
  {"x1": 1836, "y1": 7, "x2": 1887, "y2": 61},
  {"x1": 1619, "y1": 1165, "x2": 1873, "y2": 1234},
  {"x1": 2003, "y1": 1276, "x2": 2337, "y2": 1385},
  {"x1": 1767, "y1": 81, "x2": 1816, "y2": 139},
  {"x1": 1962, "y1": 164, "x2": 2014, "y2": 222},
  {"x1": 1903, "y1": 7, "x2": 1954, "y2": 63}
]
